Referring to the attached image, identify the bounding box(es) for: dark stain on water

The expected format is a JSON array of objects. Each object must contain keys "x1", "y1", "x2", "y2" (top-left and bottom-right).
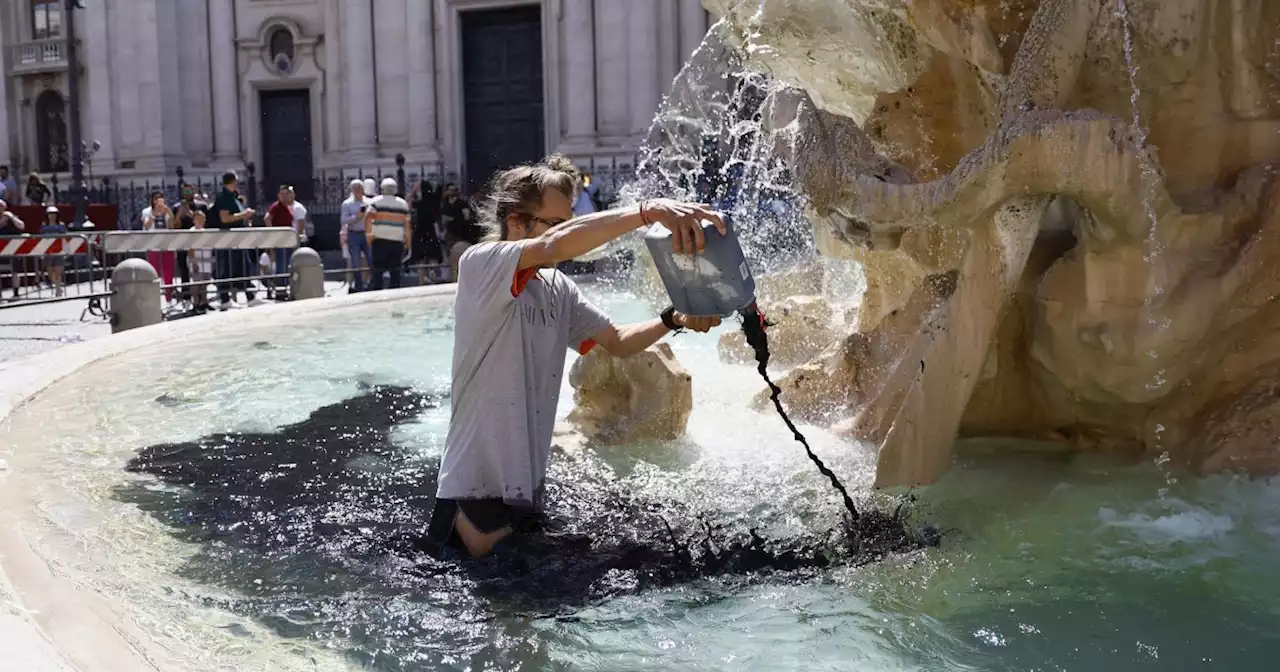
[{"x1": 117, "y1": 385, "x2": 937, "y2": 668}]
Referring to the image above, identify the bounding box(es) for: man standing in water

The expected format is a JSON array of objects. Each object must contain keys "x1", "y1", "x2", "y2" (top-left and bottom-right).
[{"x1": 428, "y1": 154, "x2": 724, "y2": 557}]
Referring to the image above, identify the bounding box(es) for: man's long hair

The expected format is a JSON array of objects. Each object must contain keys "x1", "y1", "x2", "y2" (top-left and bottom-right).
[{"x1": 477, "y1": 154, "x2": 580, "y2": 242}]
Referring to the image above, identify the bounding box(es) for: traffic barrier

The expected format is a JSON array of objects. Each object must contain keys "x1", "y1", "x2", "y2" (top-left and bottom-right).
[
  {"x1": 0, "y1": 233, "x2": 106, "y2": 313},
  {"x1": 0, "y1": 234, "x2": 89, "y2": 256},
  {"x1": 102, "y1": 227, "x2": 299, "y2": 253}
]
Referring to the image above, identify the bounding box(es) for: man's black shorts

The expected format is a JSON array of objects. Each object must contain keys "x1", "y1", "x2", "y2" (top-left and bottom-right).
[{"x1": 426, "y1": 498, "x2": 543, "y2": 550}]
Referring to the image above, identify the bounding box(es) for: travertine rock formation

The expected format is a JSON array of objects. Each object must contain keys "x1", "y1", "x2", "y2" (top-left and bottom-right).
[
  {"x1": 568, "y1": 343, "x2": 693, "y2": 444},
  {"x1": 708, "y1": 0, "x2": 1280, "y2": 485},
  {"x1": 719, "y1": 294, "x2": 843, "y2": 366}
]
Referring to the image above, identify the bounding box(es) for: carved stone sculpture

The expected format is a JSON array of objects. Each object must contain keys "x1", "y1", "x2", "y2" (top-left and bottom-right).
[{"x1": 705, "y1": 0, "x2": 1280, "y2": 484}]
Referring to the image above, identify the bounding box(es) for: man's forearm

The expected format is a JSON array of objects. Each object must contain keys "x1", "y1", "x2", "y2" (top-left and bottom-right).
[
  {"x1": 541, "y1": 204, "x2": 644, "y2": 263},
  {"x1": 607, "y1": 318, "x2": 669, "y2": 358}
]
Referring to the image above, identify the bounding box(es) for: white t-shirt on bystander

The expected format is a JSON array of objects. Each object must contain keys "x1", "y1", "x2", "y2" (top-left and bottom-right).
[
  {"x1": 140, "y1": 206, "x2": 171, "y2": 231},
  {"x1": 289, "y1": 201, "x2": 311, "y2": 237}
]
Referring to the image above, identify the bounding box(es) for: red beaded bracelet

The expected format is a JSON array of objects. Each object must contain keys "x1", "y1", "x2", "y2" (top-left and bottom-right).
[{"x1": 639, "y1": 199, "x2": 653, "y2": 226}]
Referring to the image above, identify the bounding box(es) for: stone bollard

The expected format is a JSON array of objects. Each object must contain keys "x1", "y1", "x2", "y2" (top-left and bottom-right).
[
  {"x1": 290, "y1": 247, "x2": 324, "y2": 300},
  {"x1": 110, "y1": 258, "x2": 162, "y2": 333}
]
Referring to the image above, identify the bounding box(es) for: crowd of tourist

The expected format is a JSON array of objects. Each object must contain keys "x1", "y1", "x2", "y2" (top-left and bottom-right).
[
  {"x1": 0, "y1": 165, "x2": 52, "y2": 207},
  {"x1": 0, "y1": 162, "x2": 605, "y2": 310}
]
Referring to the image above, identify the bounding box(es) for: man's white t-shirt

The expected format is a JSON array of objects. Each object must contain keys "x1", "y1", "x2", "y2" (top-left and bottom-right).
[
  {"x1": 435, "y1": 242, "x2": 613, "y2": 506},
  {"x1": 289, "y1": 201, "x2": 311, "y2": 237}
]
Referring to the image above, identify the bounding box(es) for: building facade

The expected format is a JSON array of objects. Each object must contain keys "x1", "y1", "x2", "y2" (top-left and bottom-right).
[{"x1": 0, "y1": 0, "x2": 712, "y2": 195}]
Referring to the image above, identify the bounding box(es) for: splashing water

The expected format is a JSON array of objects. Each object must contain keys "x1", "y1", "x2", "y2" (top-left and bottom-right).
[
  {"x1": 1115, "y1": 0, "x2": 1172, "y2": 399},
  {"x1": 1116, "y1": 0, "x2": 1176, "y2": 490},
  {"x1": 607, "y1": 21, "x2": 815, "y2": 277},
  {"x1": 611, "y1": 20, "x2": 940, "y2": 560}
]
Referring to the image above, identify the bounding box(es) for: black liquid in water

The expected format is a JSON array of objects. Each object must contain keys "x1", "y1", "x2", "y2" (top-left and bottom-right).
[
  {"x1": 119, "y1": 380, "x2": 936, "y2": 664},
  {"x1": 738, "y1": 303, "x2": 935, "y2": 555}
]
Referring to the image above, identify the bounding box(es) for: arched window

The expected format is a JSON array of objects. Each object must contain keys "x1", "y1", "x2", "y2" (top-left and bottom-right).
[
  {"x1": 268, "y1": 27, "x2": 295, "y2": 74},
  {"x1": 35, "y1": 90, "x2": 68, "y2": 173}
]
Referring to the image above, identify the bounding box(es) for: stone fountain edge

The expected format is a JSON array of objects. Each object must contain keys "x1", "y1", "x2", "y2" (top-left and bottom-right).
[{"x1": 0, "y1": 284, "x2": 459, "y2": 672}]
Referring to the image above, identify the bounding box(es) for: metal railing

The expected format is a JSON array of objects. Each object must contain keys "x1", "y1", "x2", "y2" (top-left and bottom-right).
[
  {"x1": 0, "y1": 233, "x2": 110, "y2": 318},
  {"x1": 0, "y1": 229, "x2": 299, "y2": 317},
  {"x1": 1, "y1": 231, "x2": 625, "y2": 323},
  {"x1": 16, "y1": 154, "x2": 641, "y2": 238}
]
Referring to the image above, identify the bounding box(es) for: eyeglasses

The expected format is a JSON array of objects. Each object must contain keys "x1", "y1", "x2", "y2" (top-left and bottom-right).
[{"x1": 522, "y1": 213, "x2": 567, "y2": 229}]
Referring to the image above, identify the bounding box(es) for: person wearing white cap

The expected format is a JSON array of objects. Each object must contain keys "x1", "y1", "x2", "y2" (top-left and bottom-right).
[
  {"x1": 39, "y1": 205, "x2": 68, "y2": 296},
  {"x1": 340, "y1": 178, "x2": 372, "y2": 292},
  {"x1": 363, "y1": 177, "x2": 412, "y2": 290}
]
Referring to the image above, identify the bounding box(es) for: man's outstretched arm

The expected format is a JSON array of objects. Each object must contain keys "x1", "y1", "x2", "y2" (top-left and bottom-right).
[
  {"x1": 590, "y1": 312, "x2": 721, "y2": 358},
  {"x1": 517, "y1": 199, "x2": 724, "y2": 271}
]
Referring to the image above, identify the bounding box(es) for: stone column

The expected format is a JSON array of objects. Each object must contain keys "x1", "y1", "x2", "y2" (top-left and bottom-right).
[
  {"x1": 344, "y1": 0, "x2": 377, "y2": 156},
  {"x1": 175, "y1": 0, "x2": 213, "y2": 162},
  {"x1": 111, "y1": 0, "x2": 143, "y2": 153},
  {"x1": 0, "y1": 38, "x2": 10, "y2": 167},
  {"x1": 657, "y1": 0, "x2": 681, "y2": 86},
  {"x1": 561, "y1": 0, "x2": 595, "y2": 145},
  {"x1": 679, "y1": 0, "x2": 708, "y2": 61},
  {"x1": 133, "y1": 0, "x2": 168, "y2": 162},
  {"x1": 593, "y1": 0, "x2": 629, "y2": 138},
  {"x1": 150, "y1": 0, "x2": 184, "y2": 161},
  {"x1": 406, "y1": 0, "x2": 437, "y2": 151},
  {"x1": 83, "y1": 0, "x2": 116, "y2": 166},
  {"x1": 208, "y1": 0, "x2": 241, "y2": 163},
  {"x1": 373, "y1": 0, "x2": 409, "y2": 145},
  {"x1": 324, "y1": 0, "x2": 343, "y2": 156},
  {"x1": 627, "y1": 0, "x2": 660, "y2": 138}
]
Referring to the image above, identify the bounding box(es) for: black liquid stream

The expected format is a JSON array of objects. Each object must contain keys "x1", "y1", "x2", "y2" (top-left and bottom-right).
[{"x1": 739, "y1": 302, "x2": 861, "y2": 524}]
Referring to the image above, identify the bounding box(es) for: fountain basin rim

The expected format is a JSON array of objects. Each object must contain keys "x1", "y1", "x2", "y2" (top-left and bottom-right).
[{"x1": 0, "y1": 284, "x2": 459, "y2": 672}]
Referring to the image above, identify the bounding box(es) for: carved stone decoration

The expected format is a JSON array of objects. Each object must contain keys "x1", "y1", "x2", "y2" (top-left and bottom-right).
[{"x1": 705, "y1": 0, "x2": 1280, "y2": 485}]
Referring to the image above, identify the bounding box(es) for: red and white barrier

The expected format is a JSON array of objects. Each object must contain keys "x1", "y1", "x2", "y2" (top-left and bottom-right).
[
  {"x1": 101, "y1": 228, "x2": 298, "y2": 253},
  {"x1": 0, "y1": 235, "x2": 88, "y2": 256}
]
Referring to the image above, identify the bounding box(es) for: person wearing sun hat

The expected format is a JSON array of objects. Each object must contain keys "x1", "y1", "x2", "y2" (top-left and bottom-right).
[{"x1": 39, "y1": 205, "x2": 68, "y2": 296}]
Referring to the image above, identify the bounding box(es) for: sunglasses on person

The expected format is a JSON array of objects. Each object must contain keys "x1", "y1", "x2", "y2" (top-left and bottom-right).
[{"x1": 522, "y1": 213, "x2": 568, "y2": 229}]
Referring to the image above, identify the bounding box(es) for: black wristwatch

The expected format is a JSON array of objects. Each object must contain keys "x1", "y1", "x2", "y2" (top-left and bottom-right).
[{"x1": 660, "y1": 306, "x2": 684, "y2": 333}]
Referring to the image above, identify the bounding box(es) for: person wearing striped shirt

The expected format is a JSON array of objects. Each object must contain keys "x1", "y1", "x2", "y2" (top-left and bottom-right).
[{"x1": 363, "y1": 177, "x2": 412, "y2": 290}]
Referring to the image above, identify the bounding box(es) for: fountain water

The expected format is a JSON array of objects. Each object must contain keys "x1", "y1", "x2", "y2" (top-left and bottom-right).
[
  {"x1": 1113, "y1": 0, "x2": 1177, "y2": 490},
  {"x1": 6, "y1": 1, "x2": 1280, "y2": 669},
  {"x1": 593, "y1": 21, "x2": 815, "y2": 281}
]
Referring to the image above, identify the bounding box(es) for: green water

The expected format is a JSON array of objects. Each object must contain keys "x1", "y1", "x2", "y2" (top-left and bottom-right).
[{"x1": 3, "y1": 285, "x2": 1277, "y2": 671}]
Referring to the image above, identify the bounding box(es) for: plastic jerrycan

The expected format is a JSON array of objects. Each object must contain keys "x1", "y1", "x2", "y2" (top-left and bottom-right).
[{"x1": 644, "y1": 216, "x2": 757, "y2": 317}]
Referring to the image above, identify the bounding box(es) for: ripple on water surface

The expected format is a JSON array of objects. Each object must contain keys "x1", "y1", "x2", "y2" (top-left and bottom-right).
[{"x1": 3, "y1": 286, "x2": 1280, "y2": 671}]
